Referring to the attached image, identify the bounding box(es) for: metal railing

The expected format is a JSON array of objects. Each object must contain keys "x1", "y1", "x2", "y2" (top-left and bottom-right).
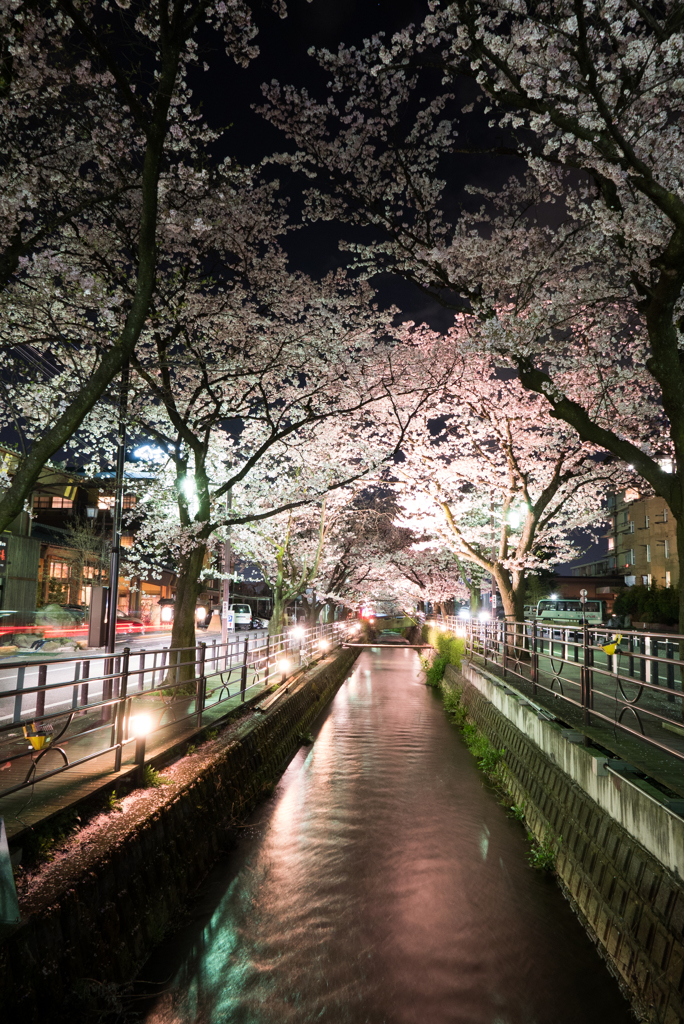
[
  {"x1": 441, "y1": 616, "x2": 684, "y2": 766},
  {"x1": 0, "y1": 621, "x2": 358, "y2": 802}
]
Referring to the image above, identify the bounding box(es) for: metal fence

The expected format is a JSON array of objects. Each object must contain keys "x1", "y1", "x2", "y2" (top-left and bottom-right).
[
  {"x1": 0, "y1": 621, "x2": 357, "y2": 801},
  {"x1": 442, "y1": 616, "x2": 684, "y2": 766}
]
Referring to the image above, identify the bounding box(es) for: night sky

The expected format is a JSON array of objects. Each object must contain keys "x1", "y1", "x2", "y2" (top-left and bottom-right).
[{"x1": 192, "y1": 0, "x2": 508, "y2": 330}]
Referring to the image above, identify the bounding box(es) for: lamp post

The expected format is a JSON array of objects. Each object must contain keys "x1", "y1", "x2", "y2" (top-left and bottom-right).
[
  {"x1": 221, "y1": 486, "x2": 232, "y2": 647},
  {"x1": 106, "y1": 362, "x2": 130, "y2": 655}
]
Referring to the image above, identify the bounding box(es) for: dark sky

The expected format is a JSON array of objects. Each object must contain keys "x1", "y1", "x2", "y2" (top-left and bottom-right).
[{"x1": 192, "y1": 0, "x2": 472, "y2": 329}]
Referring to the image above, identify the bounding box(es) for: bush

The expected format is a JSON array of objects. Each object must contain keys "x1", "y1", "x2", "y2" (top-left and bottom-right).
[{"x1": 613, "y1": 583, "x2": 679, "y2": 625}]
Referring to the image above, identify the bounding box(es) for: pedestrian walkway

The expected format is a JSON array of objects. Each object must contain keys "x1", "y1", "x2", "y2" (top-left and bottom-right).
[{"x1": 0, "y1": 664, "x2": 271, "y2": 844}]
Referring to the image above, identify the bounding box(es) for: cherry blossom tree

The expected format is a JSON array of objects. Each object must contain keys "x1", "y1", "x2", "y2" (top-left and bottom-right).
[
  {"x1": 0, "y1": 0, "x2": 276, "y2": 531},
  {"x1": 261, "y1": 1, "x2": 684, "y2": 625},
  {"x1": 394, "y1": 346, "x2": 625, "y2": 623}
]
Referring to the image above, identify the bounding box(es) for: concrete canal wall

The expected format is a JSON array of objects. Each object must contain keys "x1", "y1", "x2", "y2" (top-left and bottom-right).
[
  {"x1": 0, "y1": 645, "x2": 360, "y2": 1023},
  {"x1": 450, "y1": 660, "x2": 684, "y2": 1024}
]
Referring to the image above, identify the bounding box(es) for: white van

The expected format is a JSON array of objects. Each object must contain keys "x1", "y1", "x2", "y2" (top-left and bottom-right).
[{"x1": 229, "y1": 603, "x2": 253, "y2": 630}]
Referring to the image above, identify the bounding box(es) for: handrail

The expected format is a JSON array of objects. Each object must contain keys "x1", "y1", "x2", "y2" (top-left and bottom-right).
[
  {"x1": 0, "y1": 620, "x2": 360, "y2": 803},
  {"x1": 439, "y1": 616, "x2": 684, "y2": 769}
]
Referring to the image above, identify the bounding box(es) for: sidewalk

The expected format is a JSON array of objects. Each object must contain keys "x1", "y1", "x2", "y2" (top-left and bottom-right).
[{"x1": 0, "y1": 663, "x2": 272, "y2": 845}]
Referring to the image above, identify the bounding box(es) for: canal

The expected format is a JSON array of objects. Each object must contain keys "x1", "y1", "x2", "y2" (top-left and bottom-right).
[{"x1": 139, "y1": 646, "x2": 634, "y2": 1024}]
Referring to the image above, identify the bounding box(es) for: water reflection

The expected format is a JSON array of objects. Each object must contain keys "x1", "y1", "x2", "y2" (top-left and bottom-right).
[{"x1": 140, "y1": 647, "x2": 633, "y2": 1024}]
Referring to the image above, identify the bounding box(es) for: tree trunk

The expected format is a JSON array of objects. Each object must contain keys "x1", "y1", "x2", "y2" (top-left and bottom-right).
[
  {"x1": 269, "y1": 580, "x2": 286, "y2": 636},
  {"x1": 167, "y1": 544, "x2": 206, "y2": 689},
  {"x1": 469, "y1": 583, "x2": 481, "y2": 615}
]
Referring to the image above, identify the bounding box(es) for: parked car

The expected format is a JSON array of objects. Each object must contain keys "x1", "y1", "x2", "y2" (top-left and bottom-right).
[
  {"x1": 229, "y1": 604, "x2": 253, "y2": 630},
  {"x1": 251, "y1": 616, "x2": 270, "y2": 629}
]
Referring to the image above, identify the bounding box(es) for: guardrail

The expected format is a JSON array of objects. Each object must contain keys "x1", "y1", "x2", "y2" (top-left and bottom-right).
[
  {"x1": 0, "y1": 621, "x2": 358, "y2": 802},
  {"x1": 439, "y1": 616, "x2": 684, "y2": 766}
]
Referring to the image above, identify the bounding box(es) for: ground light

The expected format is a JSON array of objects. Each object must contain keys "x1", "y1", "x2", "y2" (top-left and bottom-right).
[
  {"x1": 276, "y1": 658, "x2": 289, "y2": 682},
  {"x1": 131, "y1": 714, "x2": 152, "y2": 785},
  {"x1": 458, "y1": 608, "x2": 470, "y2": 620},
  {"x1": 478, "y1": 611, "x2": 491, "y2": 622},
  {"x1": 319, "y1": 639, "x2": 329, "y2": 651},
  {"x1": 292, "y1": 626, "x2": 305, "y2": 639}
]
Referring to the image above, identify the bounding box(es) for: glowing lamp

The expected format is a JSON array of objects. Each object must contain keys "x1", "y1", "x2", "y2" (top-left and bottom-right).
[
  {"x1": 292, "y1": 626, "x2": 305, "y2": 639},
  {"x1": 478, "y1": 611, "x2": 491, "y2": 622},
  {"x1": 195, "y1": 606, "x2": 207, "y2": 620},
  {"x1": 161, "y1": 606, "x2": 173, "y2": 623},
  {"x1": 131, "y1": 714, "x2": 152, "y2": 737},
  {"x1": 319, "y1": 639, "x2": 329, "y2": 650},
  {"x1": 458, "y1": 608, "x2": 470, "y2": 620}
]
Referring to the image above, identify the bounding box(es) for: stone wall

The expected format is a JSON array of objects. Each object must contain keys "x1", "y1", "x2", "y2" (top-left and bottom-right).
[
  {"x1": 449, "y1": 662, "x2": 684, "y2": 1024},
  {"x1": 0, "y1": 645, "x2": 359, "y2": 1023}
]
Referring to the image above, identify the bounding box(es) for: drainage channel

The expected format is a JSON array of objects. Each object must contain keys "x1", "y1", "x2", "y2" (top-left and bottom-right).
[{"x1": 135, "y1": 646, "x2": 633, "y2": 1024}]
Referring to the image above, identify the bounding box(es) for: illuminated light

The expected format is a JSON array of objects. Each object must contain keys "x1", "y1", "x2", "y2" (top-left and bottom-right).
[
  {"x1": 319, "y1": 639, "x2": 330, "y2": 650},
  {"x1": 131, "y1": 714, "x2": 152, "y2": 737},
  {"x1": 161, "y1": 606, "x2": 173, "y2": 622},
  {"x1": 292, "y1": 626, "x2": 305, "y2": 639},
  {"x1": 458, "y1": 608, "x2": 471, "y2": 620},
  {"x1": 132, "y1": 444, "x2": 168, "y2": 464},
  {"x1": 508, "y1": 510, "x2": 521, "y2": 529},
  {"x1": 478, "y1": 611, "x2": 491, "y2": 622},
  {"x1": 276, "y1": 658, "x2": 289, "y2": 674},
  {"x1": 195, "y1": 606, "x2": 207, "y2": 620},
  {"x1": 550, "y1": 593, "x2": 558, "y2": 601}
]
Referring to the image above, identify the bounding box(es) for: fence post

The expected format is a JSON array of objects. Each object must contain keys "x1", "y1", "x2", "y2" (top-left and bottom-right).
[
  {"x1": 265, "y1": 634, "x2": 270, "y2": 684},
  {"x1": 581, "y1": 625, "x2": 593, "y2": 726},
  {"x1": 71, "y1": 661, "x2": 81, "y2": 709},
  {"x1": 240, "y1": 634, "x2": 248, "y2": 701},
  {"x1": 667, "y1": 640, "x2": 675, "y2": 702},
  {"x1": 531, "y1": 620, "x2": 538, "y2": 695},
  {"x1": 36, "y1": 663, "x2": 47, "y2": 718},
  {"x1": 196, "y1": 642, "x2": 206, "y2": 727},
  {"x1": 113, "y1": 647, "x2": 130, "y2": 772},
  {"x1": 12, "y1": 666, "x2": 25, "y2": 724},
  {"x1": 80, "y1": 659, "x2": 90, "y2": 706}
]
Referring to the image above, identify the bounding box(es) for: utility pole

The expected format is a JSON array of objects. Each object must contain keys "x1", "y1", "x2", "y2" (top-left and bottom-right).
[
  {"x1": 106, "y1": 362, "x2": 129, "y2": 654},
  {"x1": 221, "y1": 486, "x2": 232, "y2": 646}
]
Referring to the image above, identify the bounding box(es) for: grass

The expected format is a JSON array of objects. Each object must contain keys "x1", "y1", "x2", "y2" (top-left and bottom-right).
[
  {"x1": 143, "y1": 765, "x2": 168, "y2": 788},
  {"x1": 186, "y1": 743, "x2": 197, "y2": 756},
  {"x1": 105, "y1": 789, "x2": 123, "y2": 814},
  {"x1": 204, "y1": 728, "x2": 218, "y2": 742},
  {"x1": 527, "y1": 827, "x2": 561, "y2": 871},
  {"x1": 510, "y1": 802, "x2": 526, "y2": 823}
]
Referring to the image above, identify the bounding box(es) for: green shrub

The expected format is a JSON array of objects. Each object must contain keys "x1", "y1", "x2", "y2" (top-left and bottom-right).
[
  {"x1": 510, "y1": 802, "x2": 526, "y2": 823},
  {"x1": 420, "y1": 627, "x2": 465, "y2": 687},
  {"x1": 613, "y1": 583, "x2": 679, "y2": 625},
  {"x1": 442, "y1": 685, "x2": 468, "y2": 726}
]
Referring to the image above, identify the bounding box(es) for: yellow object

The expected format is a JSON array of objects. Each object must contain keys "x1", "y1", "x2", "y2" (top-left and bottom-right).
[
  {"x1": 601, "y1": 634, "x2": 623, "y2": 656},
  {"x1": 23, "y1": 724, "x2": 49, "y2": 750}
]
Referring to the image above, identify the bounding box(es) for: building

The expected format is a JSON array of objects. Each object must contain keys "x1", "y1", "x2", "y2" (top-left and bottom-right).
[{"x1": 569, "y1": 488, "x2": 678, "y2": 590}]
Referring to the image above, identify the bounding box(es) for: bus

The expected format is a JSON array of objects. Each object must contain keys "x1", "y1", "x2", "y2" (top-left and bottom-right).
[{"x1": 535, "y1": 598, "x2": 607, "y2": 626}]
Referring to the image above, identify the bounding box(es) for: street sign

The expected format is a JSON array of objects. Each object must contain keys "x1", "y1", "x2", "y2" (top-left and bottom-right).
[
  {"x1": 223, "y1": 601, "x2": 235, "y2": 632},
  {"x1": 0, "y1": 537, "x2": 7, "y2": 577}
]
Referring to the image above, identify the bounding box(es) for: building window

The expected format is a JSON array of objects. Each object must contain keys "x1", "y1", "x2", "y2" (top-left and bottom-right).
[
  {"x1": 648, "y1": 574, "x2": 652, "y2": 586},
  {"x1": 646, "y1": 544, "x2": 651, "y2": 563},
  {"x1": 666, "y1": 571, "x2": 672, "y2": 588},
  {"x1": 642, "y1": 575, "x2": 649, "y2": 586},
  {"x1": 49, "y1": 559, "x2": 71, "y2": 579},
  {"x1": 630, "y1": 548, "x2": 635, "y2": 565},
  {"x1": 32, "y1": 493, "x2": 72, "y2": 509},
  {"x1": 629, "y1": 521, "x2": 635, "y2": 533},
  {"x1": 645, "y1": 515, "x2": 650, "y2": 528},
  {"x1": 607, "y1": 538, "x2": 614, "y2": 550},
  {"x1": 665, "y1": 539, "x2": 670, "y2": 559},
  {"x1": 664, "y1": 507, "x2": 668, "y2": 523},
  {"x1": 123, "y1": 494, "x2": 137, "y2": 509},
  {"x1": 98, "y1": 496, "x2": 115, "y2": 510}
]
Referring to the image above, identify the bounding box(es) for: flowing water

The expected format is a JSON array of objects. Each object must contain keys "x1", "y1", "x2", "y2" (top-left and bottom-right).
[{"x1": 139, "y1": 647, "x2": 634, "y2": 1024}]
